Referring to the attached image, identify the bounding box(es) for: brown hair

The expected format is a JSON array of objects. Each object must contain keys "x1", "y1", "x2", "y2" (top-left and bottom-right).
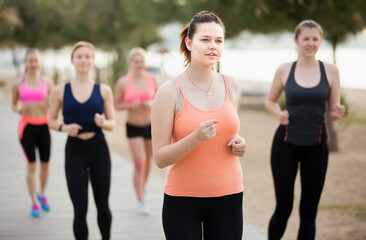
[
  {"x1": 294, "y1": 20, "x2": 323, "y2": 39},
  {"x1": 180, "y1": 11, "x2": 225, "y2": 66},
  {"x1": 71, "y1": 41, "x2": 95, "y2": 61},
  {"x1": 24, "y1": 48, "x2": 40, "y2": 74}
]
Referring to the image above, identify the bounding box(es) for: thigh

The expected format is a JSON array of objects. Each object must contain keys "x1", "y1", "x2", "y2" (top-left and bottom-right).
[
  {"x1": 20, "y1": 124, "x2": 36, "y2": 163},
  {"x1": 271, "y1": 138, "x2": 299, "y2": 202},
  {"x1": 162, "y1": 194, "x2": 202, "y2": 240},
  {"x1": 144, "y1": 139, "x2": 153, "y2": 160},
  {"x1": 65, "y1": 139, "x2": 89, "y2": 209},
  {"x1": 35, "y1": 125, "x2": 51, "y2": 163},
  {"x1": 203, "y1": 192, "x2": 243, "y2": 240},
  {"x1": 300, "y1": 143, "x2": 329, "y2": 206},
  {"x1": 90, "y1": 137, "x2": 111, "y2": 205},
  {"x1": 128, "y1": 137, "x2": 147, "y2": 161}
]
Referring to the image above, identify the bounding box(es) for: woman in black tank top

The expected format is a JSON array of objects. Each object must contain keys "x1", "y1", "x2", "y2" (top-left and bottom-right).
[
  {"x1": 48, "y1": 41, "x2": 115, "y2": 240},
  {"x1": 265, "y1": 20, "x2": 345, "y2": 240}
]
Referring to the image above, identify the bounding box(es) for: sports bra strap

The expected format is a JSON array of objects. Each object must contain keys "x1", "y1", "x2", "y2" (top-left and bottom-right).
[{"x1": 172, "y1": 80, "x2": 183, "y2": 112}]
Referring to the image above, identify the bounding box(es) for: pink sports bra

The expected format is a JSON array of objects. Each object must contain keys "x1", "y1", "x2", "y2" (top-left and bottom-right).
[
  {"x1": 123, "y1": 72, "x2": 156, "y2": 103},
  {"x1": 19, "y1": 76, "x2": 48, "y2": 104}
]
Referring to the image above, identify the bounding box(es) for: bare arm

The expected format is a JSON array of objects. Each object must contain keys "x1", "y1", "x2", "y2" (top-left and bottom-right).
[
  {"x1": 226, "y1": 75, "x2": 247, "y2": 157},
  {"x1": 48, "y1": 84, "x2": 64, "y2": 131},
  {"x1": 265, "y1": 63, "x2": 290, "y2": 125},
  {"x1": 151, "y1": 81, "x2": 217, "y2": 169},
  {"x1": 95, "y1": 84, "x2": 115, "y2": 131},
  {"x1": 44, "y1": 77, "x2": 55, "y2": 109},
  {"x1": 11, "y1": 81, "x2": 22, "y2": 114},
  {"x1": 325, "y1": 63, "x2": 345, "y2": 120}
]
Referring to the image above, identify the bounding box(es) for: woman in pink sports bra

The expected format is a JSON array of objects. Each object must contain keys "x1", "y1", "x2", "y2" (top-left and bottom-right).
[
  {"x1": 152, "y1": 11, "x2": 247, "y2": 240},
  {"x1": 114, "y1": 47, "x2": 159, "y2": 214},
  {"x1": 11, "y1": 48, "x2": 54, "y2": 218}
]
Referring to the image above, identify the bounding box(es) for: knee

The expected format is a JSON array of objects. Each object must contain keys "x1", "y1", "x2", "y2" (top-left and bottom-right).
[
  {"x1": 300, "y1": 204, "x2": 318, "y2": 221},
  {"x1": 74, "y1": 206, "x2": 88, "y2": 220},
  {"x1": 27, "y1": 163, "x2": 37, "y2": 174},
  {"x1": 134, "y1": 160, "x2": 146, "y2": 173},
  {"x1": 40, "y1": 163, "x2": 49, "y2": 172},
  {"x1": 274, "y1": 204, "x2": 293, "y2": 221}
]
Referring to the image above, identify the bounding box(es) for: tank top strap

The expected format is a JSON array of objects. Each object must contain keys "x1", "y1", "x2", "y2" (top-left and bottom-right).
[
  {"x1": 64, "y1": 82, "x2": 73, "y2": 100},
  {"x1": 318, "y1": 61, "x2": 327, "y2": 83}
]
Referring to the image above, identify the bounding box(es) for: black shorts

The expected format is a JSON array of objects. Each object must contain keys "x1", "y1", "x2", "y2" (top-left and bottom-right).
[{"x1": 126, "y1": 123, "x2": 151, "y2": 139}]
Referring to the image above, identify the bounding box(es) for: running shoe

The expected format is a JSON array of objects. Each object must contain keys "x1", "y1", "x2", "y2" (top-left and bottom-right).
[
  {"x1": 30, "y1": 204, "x2": 41, "y2": 217},
  {"x1": 37, "y1": 193, "x2": 51, "y2": 211},
  {"x1": 136, "y1": 201, "x2": 150, "y2": 215}
]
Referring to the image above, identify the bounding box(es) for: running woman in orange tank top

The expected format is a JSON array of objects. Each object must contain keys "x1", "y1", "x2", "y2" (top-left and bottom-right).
[
  {"x1": 152, "y1": 11, "x2": 247, "y2": 240},
  {"x1": 114, "y1": 47, "x2": 159, "y2": 215},
  {"x1": 11, "y1": 48, "x2": 54, "y2": 218}
]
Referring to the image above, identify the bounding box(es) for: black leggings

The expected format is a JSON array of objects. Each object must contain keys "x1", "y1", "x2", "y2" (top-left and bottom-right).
[
  {"x1": 163, "y1": 192, "x2": 243, "y2": 240},
  {"x1": 19, "y1": 123, "x2": 50, "y2": 163},
  {"x1": 268, "y1": 126, "x2": 328, "y2": 240},
  {"x1": 65, "y1": 135, "x2": 112, "y2": 240}
]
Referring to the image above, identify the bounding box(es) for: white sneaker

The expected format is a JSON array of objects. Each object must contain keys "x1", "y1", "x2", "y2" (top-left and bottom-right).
[{"x1": 136, "y1": 201, "x2": 150, "y2": 215}]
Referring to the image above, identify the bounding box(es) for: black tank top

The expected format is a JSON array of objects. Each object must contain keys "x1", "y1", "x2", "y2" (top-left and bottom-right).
[
  {"x1": 63, "y1": 83, "x2": 104, "y2": 135},
  {"x1": 284, "y1": 61, "x2": 330, "y2": 146}
]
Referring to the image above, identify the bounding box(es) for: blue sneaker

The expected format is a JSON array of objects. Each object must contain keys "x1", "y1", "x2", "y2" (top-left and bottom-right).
[
  {"x1": 31, "y1": 204, "x2": 41, "y2": 217},
  {"x1": 37, "y1": 193, "x2": 51, "y2": 211}
]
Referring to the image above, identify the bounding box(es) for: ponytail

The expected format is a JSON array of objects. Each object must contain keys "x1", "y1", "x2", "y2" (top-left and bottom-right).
[{"x1": 179, "y1": 24, "x2": 190, "y2": 67}]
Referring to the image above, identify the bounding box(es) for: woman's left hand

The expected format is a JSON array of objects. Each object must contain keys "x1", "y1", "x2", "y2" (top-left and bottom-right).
[
  {"x1": 228, "y1": 136, "x2": 247, "y2": 157},
  {"x1": 94, "y1": 113, "x2": 105, "y2": 128}
]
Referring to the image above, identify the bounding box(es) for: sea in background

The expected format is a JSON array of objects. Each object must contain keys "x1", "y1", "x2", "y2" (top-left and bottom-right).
[{"x1": 1, "y1": 23, "x2": 365, "y2": 90}]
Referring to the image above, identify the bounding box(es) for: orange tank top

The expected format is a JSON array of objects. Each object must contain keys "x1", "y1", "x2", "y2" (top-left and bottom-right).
[{"x1": 165, "y1": 76, "x2": 243, "y2": 197}]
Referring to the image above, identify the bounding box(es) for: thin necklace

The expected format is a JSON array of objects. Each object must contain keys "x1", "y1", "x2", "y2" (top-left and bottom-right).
[{"x1": 186, "y1": 70, "x2": 213, "y2": 96}]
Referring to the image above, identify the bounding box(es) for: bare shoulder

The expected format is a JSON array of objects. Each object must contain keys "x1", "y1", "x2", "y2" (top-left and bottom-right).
[
  {"x1": 48, "y1": 83, "x2": 65, "y2": 104},
  {"x1": 100, "y1": 83, "x2": 113, "y2": 97},
  {"x1": 223, "y1": 74, "x2": 238, "y2": 89},
  {"x1": 53, "y1": 83, "x2": 66, "y2": 95},
  {"x1": 276, "y1": 62, "x2": 293, "y2": 75},
  {"x1": 322, "y1": 61, "x2": 339, "y2": 76},
  {"x1": 12, "y1": 78, "x2": 21, "y2": 89},
  {"x1": 155, "y1": 80, "x2": 177, "y2": 98},
  {"x1": 274, "y1": 62, "x2": 293, "y2": 85},
  {"x1": 115, "y1": 75, "x2": 127, "y2": 87},
  {"x1": 42, "y1": 76, "x2": 55, "y2": 88}
]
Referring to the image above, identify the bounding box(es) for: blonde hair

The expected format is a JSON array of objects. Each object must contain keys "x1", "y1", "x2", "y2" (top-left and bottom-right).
[
  {"x1": 71, "y1": 41, "x2": 95, "y2": 60},
  {"x1": 127, "y1": 47, "x2": 146, "y2": 63},
  {"x1": 24, "y1": 48, "x2": 41, "y2": 74},
  {"x1": 295, "y1": 20, "x2": 323, "y2": 39}
]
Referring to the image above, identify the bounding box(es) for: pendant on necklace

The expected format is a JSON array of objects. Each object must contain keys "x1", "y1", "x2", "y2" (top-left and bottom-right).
[{"x1": 206, "y1": 92, "x2": 211, "y2": 96}]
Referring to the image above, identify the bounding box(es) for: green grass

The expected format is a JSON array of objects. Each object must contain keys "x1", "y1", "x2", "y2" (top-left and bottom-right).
[
  {"x1": 338, "y1": 117, "x2": 366, "y2": 125},
  {"x1": 319, "y1": 203, "x2": 366, "y2": 220}
]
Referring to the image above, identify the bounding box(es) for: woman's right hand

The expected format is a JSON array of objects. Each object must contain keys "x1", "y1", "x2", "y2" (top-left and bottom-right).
[
  {"x1": 195, "y1": 119, "x2": 219, "y2": 141},
  {"x1": 279, "y1": 110, "x2": 289, "y2": 125},
  {"x1": 64, "y1": 123, "x2": 82, "y2": 137},
  {"x1": 15, "y1": 106, "x2": 24, "y2": 115}
]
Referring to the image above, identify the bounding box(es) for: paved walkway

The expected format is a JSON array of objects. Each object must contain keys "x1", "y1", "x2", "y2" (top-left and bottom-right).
[{"x1": 0, "y1": 91, "x2": 266, "y2": 239}]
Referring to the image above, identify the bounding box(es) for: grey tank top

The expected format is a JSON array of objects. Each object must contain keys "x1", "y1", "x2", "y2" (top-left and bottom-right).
[{"x1": 284, "y1": 61, "x2": 330, "y2": 146}]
